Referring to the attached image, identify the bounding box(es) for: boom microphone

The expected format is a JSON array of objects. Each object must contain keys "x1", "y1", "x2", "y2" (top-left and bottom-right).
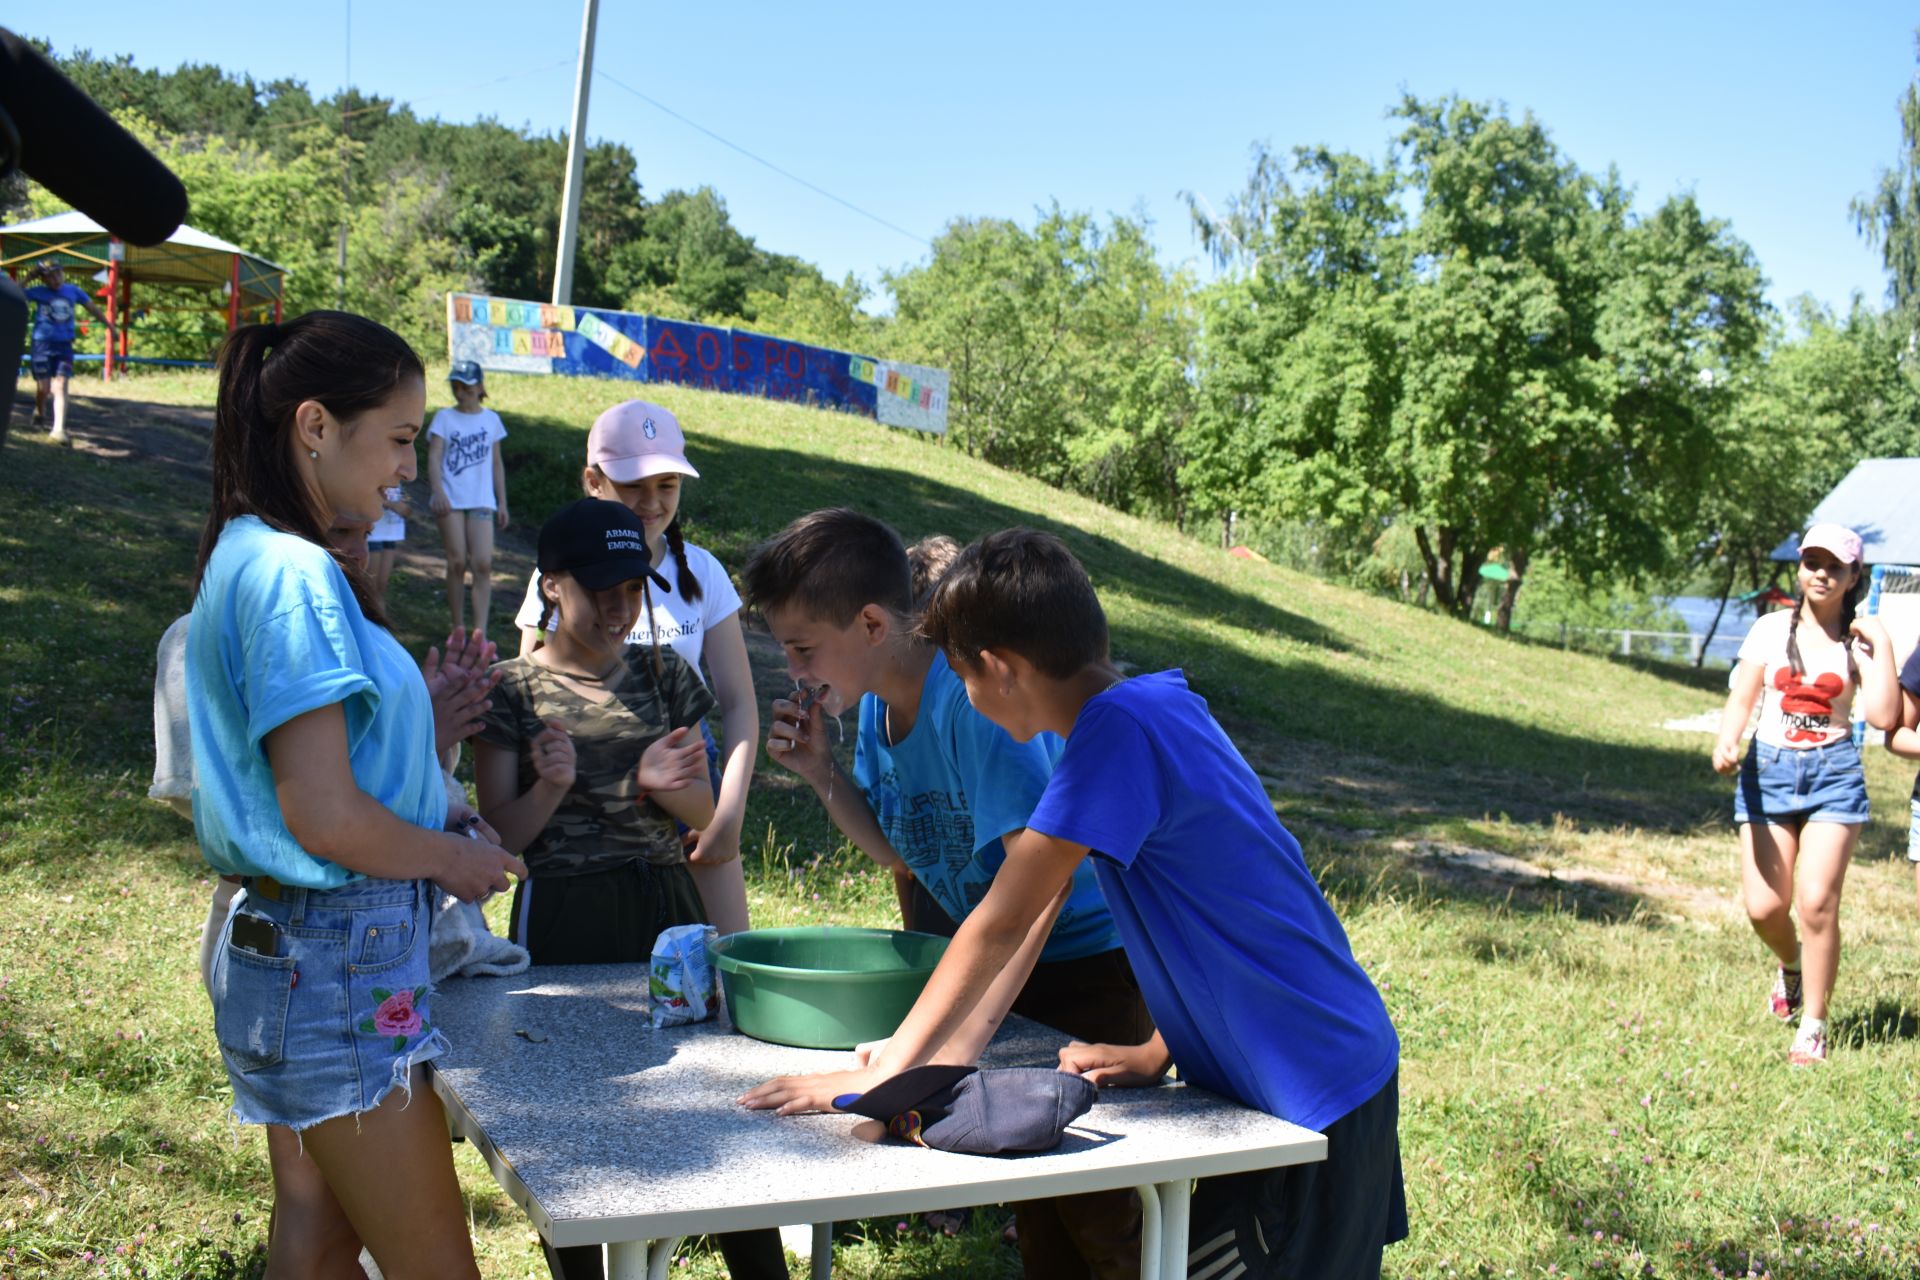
[{"x1": 0, "y1": 28, "x2": 188, "y2": 245}]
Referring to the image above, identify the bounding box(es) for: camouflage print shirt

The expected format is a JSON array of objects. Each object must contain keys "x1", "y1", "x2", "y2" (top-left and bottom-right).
[{"x1": 478, "y1": 646, "x2": 716, "y2": 877}]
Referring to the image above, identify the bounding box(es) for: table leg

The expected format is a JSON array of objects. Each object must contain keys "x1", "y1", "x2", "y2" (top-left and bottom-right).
[
  {"x1": 1155, "y1": 1179, "x2": 1192, "y2": 1280},
  {"x1": 1134, "y1": 1183, "x2": 1162, "y2": 1280},
  {"x1": 810, "y1": 1221, "x2": 833, "y2": 1279},
  {"x1": 606, "y1": 1237, "x2": 682, "y2": 1280}
]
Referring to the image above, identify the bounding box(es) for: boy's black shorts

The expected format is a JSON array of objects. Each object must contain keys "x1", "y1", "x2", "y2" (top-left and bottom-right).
[{"x1": 1187, "y1": 1070, "x2": 1408, "y2": 1280}]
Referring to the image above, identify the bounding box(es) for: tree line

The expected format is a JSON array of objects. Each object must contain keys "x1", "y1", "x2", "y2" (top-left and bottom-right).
[{"x1": 15, "y1": 39, "x2": 1920, "y2": 631}]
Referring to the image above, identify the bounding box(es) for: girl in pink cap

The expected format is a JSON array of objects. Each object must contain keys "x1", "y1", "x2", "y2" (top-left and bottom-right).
[
  {"x1": 1710, "y1": 522, "x2": 1898, "y2": 1064},
  {"x1": 511, "y1": 401, "x2": 758, "y2": 935}
]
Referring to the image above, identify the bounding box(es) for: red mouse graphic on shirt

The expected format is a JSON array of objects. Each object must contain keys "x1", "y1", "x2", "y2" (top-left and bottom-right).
[{"x1": 1774, "y1": 667, "x2": 1845, "y2": 743}]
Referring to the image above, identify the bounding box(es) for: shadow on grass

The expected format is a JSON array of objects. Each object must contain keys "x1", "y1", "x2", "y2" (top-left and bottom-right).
[
  {"x1": 9, "y1": 396, "x2": 1732, "y2": 852},
  {"x1": 1834, "y1": 997, "x2": 1920, "y2": 1047}
]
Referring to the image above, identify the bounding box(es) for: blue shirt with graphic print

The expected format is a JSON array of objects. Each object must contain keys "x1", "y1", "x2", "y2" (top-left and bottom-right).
[{"x1": 26, "y1": 282, "x2": 89, "y2": 343}]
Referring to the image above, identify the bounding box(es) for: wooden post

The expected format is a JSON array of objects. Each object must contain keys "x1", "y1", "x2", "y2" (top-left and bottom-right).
[{"x1": 103, "y1": 253, "x2": 118, "y2": 381}]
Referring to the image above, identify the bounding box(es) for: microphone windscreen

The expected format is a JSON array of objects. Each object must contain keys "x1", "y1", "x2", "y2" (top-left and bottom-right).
[{"x1": 0, "y1": 29, "x2": 187, "y2": 245}]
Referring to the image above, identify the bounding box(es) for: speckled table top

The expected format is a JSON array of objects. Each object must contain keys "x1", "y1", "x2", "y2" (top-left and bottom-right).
[{"x1": 427, "y1": 965, "x2": 1324, "y2": 1247}]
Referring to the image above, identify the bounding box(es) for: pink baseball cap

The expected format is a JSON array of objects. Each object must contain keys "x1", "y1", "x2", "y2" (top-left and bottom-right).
[
  {"x1": 587, "y1": 401, "x2": 700, "y2": 483},
  {"x1": 1800, "y1": 522, "x2": 1864, "y2": 565}
]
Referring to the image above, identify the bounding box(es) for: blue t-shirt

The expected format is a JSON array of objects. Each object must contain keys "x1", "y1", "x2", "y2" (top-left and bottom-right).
[
  {"x1": 186, "y1": 516, "x2": 446, "y2": 887},
  {"x1": 25, "y1": 283, "x2": 89, "y2": 344},
  {"x1": 1027, "y1": 670, "x2": 1399, "y2": 1131},
  {"x1": 853, "y1": 651, "x2": 1120, "y2": 962}
]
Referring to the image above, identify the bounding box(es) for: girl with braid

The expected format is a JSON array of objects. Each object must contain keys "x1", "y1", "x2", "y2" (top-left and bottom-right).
[
  {"x1": 513, "y1": 402, "x2": 758, "y2": 934},
  {"x1": 1711, "y1": 523, "x2": 1898, "y2": 1064}
]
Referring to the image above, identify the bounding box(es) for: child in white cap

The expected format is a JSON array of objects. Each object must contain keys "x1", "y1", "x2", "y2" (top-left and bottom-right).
[
  {"x1": 1710, "y1": 522, "x2": 1898, "y2": 1064},
  {"x1": 512, "y1": 401, "x2": 758, "y2": 935}
]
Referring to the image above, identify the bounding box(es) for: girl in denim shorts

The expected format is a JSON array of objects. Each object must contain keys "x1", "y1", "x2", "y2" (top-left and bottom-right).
[
  {"x1": 1710, "y1": 523, "x2": 1897, "y2": 1065},
  {"x1": 188, "y1": 311, "x2": 525, "y2": 1276}
]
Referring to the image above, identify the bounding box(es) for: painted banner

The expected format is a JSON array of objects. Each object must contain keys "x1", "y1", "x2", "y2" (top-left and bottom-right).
[{"x1": 446, "y1": 292, "x2": 948, "y2": 434}]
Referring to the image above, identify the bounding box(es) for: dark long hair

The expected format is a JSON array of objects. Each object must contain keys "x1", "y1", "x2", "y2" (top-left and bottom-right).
[
  {"x1": 1786, "y1": 563, "x2": 1868, "y2": 684},
  {"x1": 195, "y1": 311, "x2": 425, "y2": 626}
]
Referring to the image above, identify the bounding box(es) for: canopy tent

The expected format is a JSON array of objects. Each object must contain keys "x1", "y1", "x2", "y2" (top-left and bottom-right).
[
  {"x1": 1770, "y1": 458, "x2": 1920, "y2": 567},
  {"x1": 0, "y1": 211, "x2": 286, "y2": 376}
]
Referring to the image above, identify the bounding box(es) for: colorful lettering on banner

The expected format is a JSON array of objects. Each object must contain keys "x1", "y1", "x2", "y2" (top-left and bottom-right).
[{"x1": 445, "y1": 291, "x2": 944, "y2": 432}]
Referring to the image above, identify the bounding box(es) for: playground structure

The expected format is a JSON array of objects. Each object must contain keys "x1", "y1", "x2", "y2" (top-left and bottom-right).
[{"x1": 0, "y1": 211, "x2": 285, "y2": 376}]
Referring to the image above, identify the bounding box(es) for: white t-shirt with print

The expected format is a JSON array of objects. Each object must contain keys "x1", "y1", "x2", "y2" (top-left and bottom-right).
[
  {"x1": 428, "y1": 407, "x2": 507, "y2": 511},
  {"x1": 370, "y1": 486, "x2": 407, "y2": 543},
  {"x1": 1738, "y1": 609, "x2": 1858, "y2": 749},
  {"x1": 514, "y1": 540, "x2": 742, "y2": 683}
]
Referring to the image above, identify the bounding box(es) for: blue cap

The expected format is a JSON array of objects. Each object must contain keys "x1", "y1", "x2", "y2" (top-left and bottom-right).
[
  {"x1": 833, "y1": 1065, "x2": 1096, "y2": 1156},
  {"x1": 449, "y1": 360, "x2": 484, "y2": 385}
]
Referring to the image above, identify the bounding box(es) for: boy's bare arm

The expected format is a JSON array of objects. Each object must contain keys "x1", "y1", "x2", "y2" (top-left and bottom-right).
[{"x1": 740, "y1": 827, "x2": 1087, "y2": 1114}]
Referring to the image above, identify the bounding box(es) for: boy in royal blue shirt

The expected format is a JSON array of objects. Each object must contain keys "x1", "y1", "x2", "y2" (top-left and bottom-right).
[
  {"x1": 23, "y1": 259, "x2": 112, "y2": 445},
  {"x1": 742, "y1": 509, "x2": 1152, "y2": 1280},
  {"x1": 744, "y1": 527, "x2": 1407, "y2": 1279}
]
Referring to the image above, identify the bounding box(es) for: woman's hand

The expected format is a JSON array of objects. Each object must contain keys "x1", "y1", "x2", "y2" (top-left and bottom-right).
[
  {"x1": 1058, "y1": 1038, "x2": 1172, "y2": 1089},
  {"x1": 432, "y1": 830, "x2": 526, "y2": 903},
  {"x1": 766, "y1": 694, "x2": 833, "y2": 792},
  {"x1": 1711, "y1": 737, "x2": 1744, "y2": 774},
  {"x1": 423, "y1": 629, "x2": 500, "y2": 754},
  {"x1": 444, "y1": 801, "x2": 501, "y2": 847},
  {"x1": 532, "y1": 720, "x2": 577, "y2": 790},
  {"x1": 637, "y1": 726, "x2": 708, "y2": 793}
]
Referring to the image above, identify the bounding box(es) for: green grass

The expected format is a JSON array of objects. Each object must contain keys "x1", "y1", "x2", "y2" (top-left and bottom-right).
[{"x1": 3, "y1": 368, "x2": 1919, "y2": 1277}]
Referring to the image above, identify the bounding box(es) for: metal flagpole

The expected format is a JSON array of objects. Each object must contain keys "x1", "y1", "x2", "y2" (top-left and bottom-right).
[{"x1": 552, "y1": 0, "x2": 600, "y2": 305}]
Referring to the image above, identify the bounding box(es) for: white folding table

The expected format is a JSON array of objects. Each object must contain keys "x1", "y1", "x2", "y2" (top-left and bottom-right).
[{"x1": 427, "y1": 966, "x2": 1325, "y2": 1280}]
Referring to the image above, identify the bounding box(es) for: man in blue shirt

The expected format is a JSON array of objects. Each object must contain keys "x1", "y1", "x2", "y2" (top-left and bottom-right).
[
  {"x1": 745, "y1": 528, "x2": 1407, "y2": 1280},
  {"x1": 742, "y1": 509, "x2": 1152, "y2": 1280},
  {"x1": 23, "y1": 259, "x2": 112, "y2": 445}
]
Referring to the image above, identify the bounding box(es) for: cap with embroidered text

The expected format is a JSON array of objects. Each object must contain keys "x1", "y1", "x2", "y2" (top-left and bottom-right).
[{"x1": 536, "y1": 498, "x2": 670, "y2": 592}]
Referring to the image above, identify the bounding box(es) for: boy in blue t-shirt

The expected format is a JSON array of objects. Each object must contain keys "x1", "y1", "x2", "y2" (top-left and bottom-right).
[
  {"x1": 23, "y1": 259, "x2": 112, "y2": 445},
  {"x1": 742, "y1": 509, "x2": 1152, "y2": 1280},
  {"x1": 743, "y1": 527, "x2": 1406, "y2": 1280}
]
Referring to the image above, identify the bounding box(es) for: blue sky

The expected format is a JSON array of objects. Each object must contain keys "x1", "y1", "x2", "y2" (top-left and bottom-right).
[{"x1": 26, "y1": 2, "x2": 1919, "y2": 316}]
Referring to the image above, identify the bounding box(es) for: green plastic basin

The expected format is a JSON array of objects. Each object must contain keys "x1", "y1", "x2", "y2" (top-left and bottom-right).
[{"x1": 709, "y1": 927, "x2": 949, "y2": 1049}]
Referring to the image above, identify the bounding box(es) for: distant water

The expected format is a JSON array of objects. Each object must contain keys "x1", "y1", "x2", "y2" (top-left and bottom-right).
[{"x1": 1660, "y1": 596, "x2": 1761, "y2": 667}]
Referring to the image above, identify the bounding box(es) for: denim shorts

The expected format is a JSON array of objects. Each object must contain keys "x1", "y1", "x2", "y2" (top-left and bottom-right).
[
  {"x1": 1734, "y1": 739, "x2": 1870, "y2": 826},
  {"x1": 29, "y1": 340, "x2": 72, "y2": 380},
  {"x1": 367, "y1": 538, "x2": 401, "y2": 553},
  {"x1": 1907, "y1": 797, "x2": 1920, "y2": 863},
  {"x1": 209, "y1": 875, "x2": 447, "y2": 1130}
]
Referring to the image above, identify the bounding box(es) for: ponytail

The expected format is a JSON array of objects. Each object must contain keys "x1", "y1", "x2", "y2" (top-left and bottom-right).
[
  {"x1": 1785, "y1": 566, "x2": 1868, "y2": 686},
  {"x1": 197, "y1": 311, "x2": 424, "y2": 629},
  {"x1": 664, "y1": 517, "x2": 702, "y2": 603}
]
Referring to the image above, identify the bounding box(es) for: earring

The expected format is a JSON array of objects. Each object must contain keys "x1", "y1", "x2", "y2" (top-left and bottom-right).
[{"x1": 308, "y1": 450, "x2": 318, "y2": 459}]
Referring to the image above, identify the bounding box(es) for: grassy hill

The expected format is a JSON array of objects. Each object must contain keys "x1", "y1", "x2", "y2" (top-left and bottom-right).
[{"x1": 2, "y1": 368, "x2": 1917, "y2": 1278}]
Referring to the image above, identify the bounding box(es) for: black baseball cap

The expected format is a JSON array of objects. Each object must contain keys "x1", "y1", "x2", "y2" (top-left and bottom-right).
[
  {"x1": 833, "y1": 1065, "x2": 1096, "y2": 1156},
  {"x1": 536, "y1": 499, "x2": 670, "y2": 592}
]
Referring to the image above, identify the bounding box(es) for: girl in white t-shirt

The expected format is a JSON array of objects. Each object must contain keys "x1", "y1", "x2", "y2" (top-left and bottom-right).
[
  {"x1": 514, "y1": 400, "x2": 759, "y2": 934},
  {"x1": 1710, "y1": 522, "x2": 1897, "y2": 1065},
  {"x1": 427, "y1": 361, "x2": 509, "y2": 631}
]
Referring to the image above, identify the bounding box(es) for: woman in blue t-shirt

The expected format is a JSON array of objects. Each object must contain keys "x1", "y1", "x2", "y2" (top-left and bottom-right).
[{"x1": 189, "y1": 310, "x2": 524, "y2": 1276}]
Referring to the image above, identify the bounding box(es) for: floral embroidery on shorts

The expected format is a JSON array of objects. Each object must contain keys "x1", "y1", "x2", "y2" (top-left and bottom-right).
[{"x1": 360, "y1": 987, "x2": 430, "y2": 1051}]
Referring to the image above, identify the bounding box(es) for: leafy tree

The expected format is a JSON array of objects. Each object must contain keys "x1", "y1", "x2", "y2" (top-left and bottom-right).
[
  {"x1": 1854, "y1": 32, "x2": 1920, "y2": 323},
  {"x1": 886, "y1": 207, "x2": 1195, "y2": 518},
  {"x1": 1186, "y1": 97, "x2": 1769, "y2": 628}
]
